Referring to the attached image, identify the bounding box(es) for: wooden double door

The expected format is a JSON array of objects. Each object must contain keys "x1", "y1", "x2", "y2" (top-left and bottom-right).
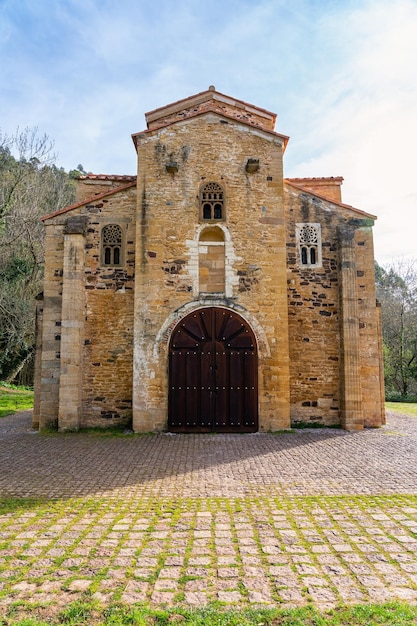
[{"x1": 168, "y1": 307, "x2": 258, "y2": 432}]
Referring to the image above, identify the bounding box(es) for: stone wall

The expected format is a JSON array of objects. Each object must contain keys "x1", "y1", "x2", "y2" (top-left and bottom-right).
[
  {"x1": 80, "y1": 186, "x2": 136, "y2": 428},
  {"x1": 132, "y1": 113, "x2": 291, "y2": 432},
  {"x1": 75, "y1": 176, "x2": 136, "y2": 204},
  {"x1": 285, "y1": 187, "x2": 341, "y2": 425},
  {"x1": 355, "y1": 226, "x2": 386, "y2": 427},
  {"x1": 37, "y1": 186, "x2": 136, "y2": 430},
  {"x1": 36, "y1": 91, "x2": 384, "y2": 433},
  {"x1": 285, "y1": 184, "x2": 384, "y2": 427},
  {"x1": 287, "y1": 177, "x2": 343, "y2": 203},
  {"x1": 36, "y1": 218, "x2": 65, "y2": 430}
]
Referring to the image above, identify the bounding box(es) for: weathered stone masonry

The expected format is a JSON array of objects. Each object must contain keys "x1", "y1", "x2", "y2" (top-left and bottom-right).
[{"x1": 34, "y1": 87, "x2": 385, "y2": 432}]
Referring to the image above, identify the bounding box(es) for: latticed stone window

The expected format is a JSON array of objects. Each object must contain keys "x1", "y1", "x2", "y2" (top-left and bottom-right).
[
  {"x1": 102, "y1": 224, "x2": 122, "y2": 266},
  {"x1": 200, "y1": 182, "x2": 225, "y2": 221},
  {"x1": 296, "y1": 223, "x2": 321, "y2": 267}
]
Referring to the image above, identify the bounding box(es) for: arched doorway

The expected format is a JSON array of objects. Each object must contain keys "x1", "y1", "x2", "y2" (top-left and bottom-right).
[{"x1": 169, "y1": 307, "x2": 258, "y2": 432}]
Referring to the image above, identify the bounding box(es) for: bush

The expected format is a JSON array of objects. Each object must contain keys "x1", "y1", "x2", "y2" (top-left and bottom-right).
[{"x1": 385, "y1": 391, "x2": 417, "y2": 403}]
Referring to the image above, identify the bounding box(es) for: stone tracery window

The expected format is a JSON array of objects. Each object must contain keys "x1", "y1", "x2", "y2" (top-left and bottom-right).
[
  {"x1": 297, "y1": 223, "x2": 321, "y2": 267},
  {"x1": 200, "y1": 182, "x2": 225, "y2": 221},
  {"x1": 102, "y1": 224, "x2": 122, "y2": 266}
]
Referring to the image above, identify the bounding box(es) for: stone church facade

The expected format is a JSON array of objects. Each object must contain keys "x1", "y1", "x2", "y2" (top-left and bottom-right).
[{"x1": 33, "y1": 87, "x2": 385, "y2": 433}]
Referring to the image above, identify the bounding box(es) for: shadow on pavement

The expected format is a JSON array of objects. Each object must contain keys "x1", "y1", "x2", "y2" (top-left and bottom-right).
[{"x1": 0, "y1": 410, "x2": 416, "y2": 500}]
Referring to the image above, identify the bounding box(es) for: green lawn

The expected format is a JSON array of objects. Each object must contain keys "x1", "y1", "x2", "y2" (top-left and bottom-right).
[
  {"x1": 1, "y1": 599, "x2": 417, "y2": 625},
  {"x1": 0, "y1": 384, "x2": 34, "y2": 417},
  {"x1": 385, "y1": 402, "x2": 417, "y2": 417},
  {"x1": 1, "y1": 385, "x2": 416, "y2": 421}
]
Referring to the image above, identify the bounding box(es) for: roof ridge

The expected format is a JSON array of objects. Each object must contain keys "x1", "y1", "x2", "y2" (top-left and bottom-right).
[{"x1": 78, "y1": 174, "x2": 136, "y2": 181}]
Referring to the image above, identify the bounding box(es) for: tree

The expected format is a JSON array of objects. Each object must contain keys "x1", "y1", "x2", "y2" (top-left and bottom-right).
[
  {"x1": 69, "y1": 163, "x2": 87, "y2": 179},
  {"x1": 376, "y1": 259, "x2": 417, "y2": 397},
  {"x1": 0, "y1": 128, "x2": 76, "y2": 382}
]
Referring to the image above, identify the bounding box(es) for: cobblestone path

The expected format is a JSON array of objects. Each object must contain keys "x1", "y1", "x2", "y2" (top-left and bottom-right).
[{"x1": 1, "y1": 411, "x2": 417, "y2": 612}]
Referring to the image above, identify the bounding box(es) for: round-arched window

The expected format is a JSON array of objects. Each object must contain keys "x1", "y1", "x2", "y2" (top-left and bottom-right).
[
  {"x1": 102, "y1": 224, "x2": 122, "y2": 266},
  {"x1": 297, "y1": 223, "x2": 320, "y2": 267},
  {"x1": 200, "y1": 182, "x2": 225, "y2": 221}
]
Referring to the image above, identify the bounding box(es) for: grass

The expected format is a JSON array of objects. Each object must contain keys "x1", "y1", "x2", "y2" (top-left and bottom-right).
[
  {"x1": 2, "y1": 494, "x2": 417, "y2": 624},
  {"x1": 0, "y1": 383, "x2": 34, "y2": 417},
  {"x1": 1, "y1": 600, "x2": 417, "y2": 625},
  {"x1": 1, "y1": 380, "x2": 417, "y2": 424},
  {"x1": 385, "y1": 402, "x2": 417, "y2": 417},
  {"x1": 2, "y1": 390, "x2": 417, "y2": 625}
]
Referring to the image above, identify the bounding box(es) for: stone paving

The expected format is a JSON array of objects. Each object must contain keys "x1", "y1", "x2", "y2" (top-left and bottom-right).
[{"x1": 1, "y1": 410, "x2": 417, "y2": 613}]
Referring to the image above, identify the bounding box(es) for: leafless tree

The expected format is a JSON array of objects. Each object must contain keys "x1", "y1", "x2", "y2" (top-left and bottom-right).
[{"x1": 0, "y1": 127, "x2": 75, "y2": 382}]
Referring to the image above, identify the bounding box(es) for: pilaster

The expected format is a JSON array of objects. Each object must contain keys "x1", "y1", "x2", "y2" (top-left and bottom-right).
[
  {"x1": 32, "y1": 298, "x2": 43, "y2": 429},
  {"x1": 58, "y1": 216, "x2": 87, "y2": 431},
  {"x1": 377, "y1": 301, "x2": 386, "y2": 425},
  {"x1": 338, "y1": 225, "x2": 363, "y2": 430}
]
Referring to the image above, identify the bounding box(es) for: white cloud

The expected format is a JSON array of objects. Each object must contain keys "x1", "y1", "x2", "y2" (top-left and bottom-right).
[
  {"x1": 286, "y1": 0, "x2": 417, "y2": 263},
  {"x1": 0, "y1": 0, "x2": 415, "y2": 263}
]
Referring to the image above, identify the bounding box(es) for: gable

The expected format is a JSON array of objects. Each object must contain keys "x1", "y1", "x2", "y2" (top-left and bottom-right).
[
  {"x1": 285, "y1": 178, "x2": 377, "y2": 221},
  {"x1": 145, "y1": 85, "x2": 277, "y2": 131},
  {"x1": 41, "y1": 181, "x2": 136, "y2": 223},
  {"x1": 132, "y1": 86, "x2": 289, "y2": 152}
]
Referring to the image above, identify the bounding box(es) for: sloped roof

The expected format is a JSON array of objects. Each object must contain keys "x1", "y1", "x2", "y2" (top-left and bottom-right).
[
  {"x1": 41, "y1": 181, "x2": 136, "y2": 221},
  {"x1": 287, "y1": 176, "x2": 344, "y2": 186},
  {"x1": 284, "y1": 179, "x2": 377, "y2": 220},
  {"x1": 42, "y1": 175, "x2": 375, "y2": 223},
  {"x1": 132, "y1": 86, "x2": 289, "y2": 150},
  {"x1": 145, "y1": 85, "x2": 277, "y2": 130},
  {"x1": 77, "y1": 174, "x2": 137, "y2": 182}
]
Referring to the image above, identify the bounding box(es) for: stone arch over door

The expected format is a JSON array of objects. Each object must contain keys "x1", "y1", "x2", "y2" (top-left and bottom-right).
[{"x1": 168, "y1": 307, "x2": 258, "y2": 432}]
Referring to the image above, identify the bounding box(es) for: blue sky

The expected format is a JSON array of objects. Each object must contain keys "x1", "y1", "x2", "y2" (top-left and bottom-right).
[{"x1": 1, "y1": 0, "x2": 416, "y2": 264}]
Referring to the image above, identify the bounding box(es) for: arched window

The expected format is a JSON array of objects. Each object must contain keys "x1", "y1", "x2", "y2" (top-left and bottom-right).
[
  {"x1": 102, "y1": 224, "x2": 122, "y2": 266},
  {"x1": 200, "y1": 182, "x2": 225, "y2": 221},
  {"x1": 297, "y1": 223, "x2": 321, "y2": 267}
]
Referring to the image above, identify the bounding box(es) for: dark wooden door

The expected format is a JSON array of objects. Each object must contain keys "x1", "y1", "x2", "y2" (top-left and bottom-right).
[{"x1": 169, "y1": 307, "x2": 258, "y2": 432}]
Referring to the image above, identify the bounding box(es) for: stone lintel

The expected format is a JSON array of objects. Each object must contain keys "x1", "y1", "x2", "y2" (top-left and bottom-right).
[{"x1": 64, "y1": 215, "x2": 88, "y2": 235}]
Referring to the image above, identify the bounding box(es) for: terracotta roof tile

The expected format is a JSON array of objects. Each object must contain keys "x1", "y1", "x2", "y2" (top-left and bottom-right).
[
  {"x1": 284, "y1": 179, "x2": 376, "y2": 220},
  {"x1": 145, "y1": 86, "x2": 277, "y2": 122},
  {"x1": 286, "y1": 176, "x2": 343, "y2": 183},
  {"x1": 132, "y1": 107, "x2": 289, "y2": 151},
  {"x1": 42, "y1": 181, "x2": 136, "y2": 221},
  {"x1": 78, "y1": 174, "x2": 136, "y2": 181}
]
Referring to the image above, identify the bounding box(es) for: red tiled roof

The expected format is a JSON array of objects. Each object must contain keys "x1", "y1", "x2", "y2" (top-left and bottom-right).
[
  {"x1": 286, "y1": 176, "x2": 343, "y2": 184},
  {"x1": 42, "y1": 181, "x2": 136, "y2": 221},
  {"x1": 78, "y1": 174, "x2": 136, "y2": 181},
  {"x1": 132, "y1": 107, "x2": 289, "y2": 150},
  {"x1": 284, "y1": 179, "x2": 377, "y2": 220},
  {"x1": 145, "y1": 86, "x2": 277, "y2": 123}
]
